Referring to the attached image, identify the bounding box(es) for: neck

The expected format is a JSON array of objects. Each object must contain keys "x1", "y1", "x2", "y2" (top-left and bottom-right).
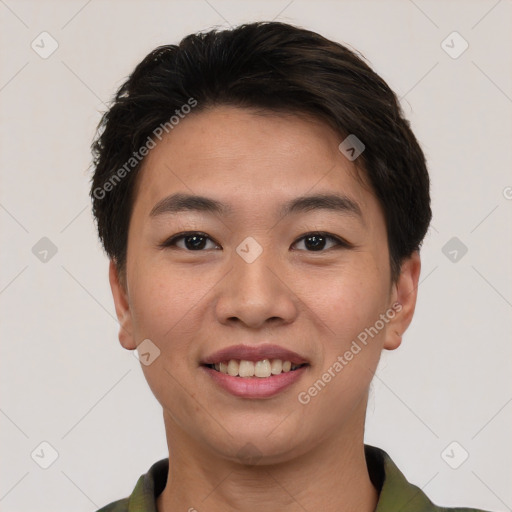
[{"x1": 156, "y1": 405, "x2": 378, "y2": 512}]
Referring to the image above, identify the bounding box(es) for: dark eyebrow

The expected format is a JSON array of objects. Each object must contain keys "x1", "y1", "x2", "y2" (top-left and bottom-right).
[
  {"x1": 279, "y1": 193, "x2": 363, "y2": 222},
  {"x1": 149, "y1": 192, "x2": 363, "y2": 223},
  {"x1": 150, "y1": 193, "x2": 232, "y2": 217}
]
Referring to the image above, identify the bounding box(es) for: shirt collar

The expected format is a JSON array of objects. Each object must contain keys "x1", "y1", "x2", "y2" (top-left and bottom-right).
[
  {"x1": 124, "y1": 444, "x2": 436, "y2": 512},
  {"x1": 365, "y1": 444, "x2": 436, "y2": 511}
]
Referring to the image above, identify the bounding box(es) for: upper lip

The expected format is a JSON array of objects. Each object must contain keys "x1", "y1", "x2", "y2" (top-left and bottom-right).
[{"x1": 201, "y1": 344, "x2": 309, "y2": 365}]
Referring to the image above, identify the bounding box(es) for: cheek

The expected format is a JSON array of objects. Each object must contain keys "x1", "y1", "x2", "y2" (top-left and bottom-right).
[
  {"x1": 312, "y1": 261, "x2": 388, "y2": 340},
  {"x1": 128, "y1": 264, "x2": 205, "y2": 350},
  {"x1": 307, "y1": 268, "x2": 390, "y2": 402},
  {"x1": 129, "y1": 267, "x2": 209, "y2": 419},
  {"x1": 298, "y1": 275, "x2": 386, "y2": 423}
]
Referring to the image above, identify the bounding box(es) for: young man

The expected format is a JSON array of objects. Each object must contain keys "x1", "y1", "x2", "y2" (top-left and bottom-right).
[{"x1": 90, "y1": 21, "x2": 492, "y2": 512}]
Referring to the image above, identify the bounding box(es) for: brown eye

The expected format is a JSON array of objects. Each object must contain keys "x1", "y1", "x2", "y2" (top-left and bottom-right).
[
  {"x1": 292, "y1": 232, "x2": 350, "y2": 252},
  {"x1": 160, "y1": 232, "x2": 219, "y2": 251},
  {"x1": 159, "y1": 231, "x2": 351, "y2": 252}
]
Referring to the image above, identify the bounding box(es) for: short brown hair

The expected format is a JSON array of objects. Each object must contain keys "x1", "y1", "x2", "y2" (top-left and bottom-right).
[{"x1": 90, "y1": 21, "x2": 431, "y2": 284}]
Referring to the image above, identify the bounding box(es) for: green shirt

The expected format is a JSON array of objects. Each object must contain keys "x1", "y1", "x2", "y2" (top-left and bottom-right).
[{"x1": 96, "y1": 444, "x2": 491, "y2": 512}]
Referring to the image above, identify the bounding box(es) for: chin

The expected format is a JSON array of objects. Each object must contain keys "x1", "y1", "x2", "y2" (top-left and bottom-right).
[{"x1": 206, "y1": 422, "x2": 312, "y2": 466}]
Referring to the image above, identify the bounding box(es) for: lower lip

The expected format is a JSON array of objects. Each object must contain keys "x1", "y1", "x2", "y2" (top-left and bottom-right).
[{"x1": 201, "y1": 365, "x2": 308, "y2": 399}]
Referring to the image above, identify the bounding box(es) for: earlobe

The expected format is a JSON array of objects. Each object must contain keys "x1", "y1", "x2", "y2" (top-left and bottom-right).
[
  {"x1": 383, "y1": 251, "x2": 421, "y2": 351},
  {"x1": 108, "y1": 260, "x2": 136, "y2": 350}
]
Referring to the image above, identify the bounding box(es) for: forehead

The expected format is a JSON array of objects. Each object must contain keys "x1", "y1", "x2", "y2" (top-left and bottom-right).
[{"x1": 131, "y1": 106, "x2": 377, "y2": 221}]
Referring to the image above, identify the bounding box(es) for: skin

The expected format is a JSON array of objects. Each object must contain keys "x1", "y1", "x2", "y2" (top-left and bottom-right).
[{"x1": 109, "y1": 106, "x2": 421, "y2": 512}]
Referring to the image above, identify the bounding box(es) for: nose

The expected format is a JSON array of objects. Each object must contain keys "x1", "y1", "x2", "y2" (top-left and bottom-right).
[{"x1": 214, "y1": 244, "x2": 299, "y2": 329}]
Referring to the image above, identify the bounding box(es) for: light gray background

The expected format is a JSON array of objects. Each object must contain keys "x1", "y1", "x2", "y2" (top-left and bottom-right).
[{"x1": 1, "y1": 1, "x2": 511, "y2": 511}]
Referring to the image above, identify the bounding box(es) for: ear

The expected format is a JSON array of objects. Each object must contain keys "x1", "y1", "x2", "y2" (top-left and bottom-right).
[
  {"x1": 109, "y1": 260, "x2": 136, "y2": 350},
  {"x1": 383, "y1": 251, "x2": 421, "y2": 351}
]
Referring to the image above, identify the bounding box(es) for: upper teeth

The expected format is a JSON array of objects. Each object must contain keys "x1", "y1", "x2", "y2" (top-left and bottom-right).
[{"x1": 212, "y1": 359, "x2": 302, "y2": 378}]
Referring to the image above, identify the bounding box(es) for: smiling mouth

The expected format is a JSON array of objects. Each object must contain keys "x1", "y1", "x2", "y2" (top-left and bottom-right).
[{"x1": 203, "y1": 359, "x2": 309, "y2": 378}]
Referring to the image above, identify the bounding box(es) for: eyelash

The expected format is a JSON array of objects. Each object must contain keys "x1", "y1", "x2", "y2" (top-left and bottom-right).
[{"x1": 158, "y1": 231, "x2": 352, "y2": 252}]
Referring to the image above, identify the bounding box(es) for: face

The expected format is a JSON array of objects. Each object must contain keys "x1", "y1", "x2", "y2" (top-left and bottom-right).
[{"x1": 110, "y1": 106, "x2": 420, "y2": 464}]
